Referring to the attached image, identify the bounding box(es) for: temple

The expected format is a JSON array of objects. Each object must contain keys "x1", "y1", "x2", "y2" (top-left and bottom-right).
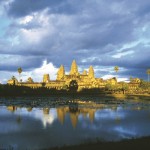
[
  {"x1": 7, "y1": 60, "x2": 140, "y2": 91},
  {"x1": 7, "y1": 60, "x2": 107, "y2": 90}
]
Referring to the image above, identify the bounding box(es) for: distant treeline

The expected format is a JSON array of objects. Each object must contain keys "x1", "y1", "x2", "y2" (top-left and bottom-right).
[{"x1": 0, "y1": 84, "x2": 107, "y2": 97}]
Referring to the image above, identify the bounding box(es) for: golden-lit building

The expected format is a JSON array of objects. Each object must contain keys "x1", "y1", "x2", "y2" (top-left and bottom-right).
[
  {"x1": 7, "y1": 60, "x2": 108, "y2": 90},
  {"x1": 8, "y1": 59, "x2": 143, "y2": 92},
  {"x1": 55, "y1": 60, "x2": 107, "y2": 90}
]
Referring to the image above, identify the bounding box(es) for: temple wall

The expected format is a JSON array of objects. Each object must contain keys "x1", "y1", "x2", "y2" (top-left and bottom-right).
[{"x1": 7, "y1": 60, "x2": 140, "y2": 91}]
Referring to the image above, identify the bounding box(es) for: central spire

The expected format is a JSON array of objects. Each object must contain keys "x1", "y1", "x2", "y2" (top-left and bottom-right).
[
  {"x1": 88, "y1": 66, "x2": 95, "y2": 78},
  {"x1": 70, "y1": 60, "x2": 79, "y2": 75}
]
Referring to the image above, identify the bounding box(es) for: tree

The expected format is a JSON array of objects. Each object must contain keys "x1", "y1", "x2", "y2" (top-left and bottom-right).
[
  {"x1": 105, "y1": 83, "x2": 119, "y2": 93},
  {"x1": 146, "y1": 69, "x2": 150, "y2": 82},
  {"x1": 114, "y1": 66, "x2": 119, "y2": 80},
  {"x1": 17, "y1": 67, "x2": 22, "y2": 82},
  {"x1": 130, "y1": 76, "x2": 133, "y2": 82},
  {"x1": 114, "y1": 66, "x2": 119, "y2": 73},
  {"x1": 69, "y1": 80, "x2": 78, "y2": 92},
  {"x1": 120, "y1": 82, "x2": 129, "y2": 94},
  {"x1": 140, "y1": 80, "x2": 150, "y2": 90}
]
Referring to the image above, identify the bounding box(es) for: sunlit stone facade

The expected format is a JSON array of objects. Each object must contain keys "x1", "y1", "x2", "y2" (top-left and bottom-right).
[
  {"x1": 7, "y1": 60, "x2": 118, "y2": 90},
  {"x1": 56, "y1": 60, "x2": 106, "y2": 90}
]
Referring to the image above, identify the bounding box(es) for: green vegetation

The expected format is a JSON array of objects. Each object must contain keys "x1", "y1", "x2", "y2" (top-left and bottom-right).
[
  {"x1": 105, "y1": 82, "x2": 129, "y2": 94},
  {"x1": 17, "y1": 67, "x2": 22, "y2": 82},
  {"x1": 0, "y1": 84, "x2": 69, "y2": 96},
  {"x1": 147, "y1": 69, "x2": 150, "y2": 82},
  {"x1": 137, "y1": 80, "x2": 150, "y2": 94},
  {"x1": 114, "y1": 66, "x2": 119, "y2": 78},
  {"x1": 69, "y1": 80, "x2": 78, "y2": 92}
]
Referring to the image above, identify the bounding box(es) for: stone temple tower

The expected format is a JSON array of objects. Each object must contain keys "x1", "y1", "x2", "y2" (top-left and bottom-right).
[
  {"x1": 88, "y1": 66, "x2": 95, "y2": 78},
  {"x1": 70, "y1": 60, "x2": 79, "y2": 75},
  {"x1": 57, "y1": 65, "x2": 65, "y2": 80},
  {"x1": 82, "y1": 70, "x2": 87, "y2": 75},
  {"x1": 43, "y1": 74, "x2": 50, "y2": 83}
]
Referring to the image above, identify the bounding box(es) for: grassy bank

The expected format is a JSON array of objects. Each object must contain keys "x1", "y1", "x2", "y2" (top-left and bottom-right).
[
  {"x1": 49, "y1": 136, "x2": 150, "y2": 150},
  {"x1": 0, "y1": 84, "x2": 150, "y2": 99}
]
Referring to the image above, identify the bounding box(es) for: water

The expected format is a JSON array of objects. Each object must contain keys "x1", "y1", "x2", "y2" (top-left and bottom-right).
[{"x1": 0, "y1": 97, "x2": 150, "y2": 149}]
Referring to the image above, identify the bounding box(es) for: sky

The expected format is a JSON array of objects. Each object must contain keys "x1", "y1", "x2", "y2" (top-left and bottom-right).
[{"x1": 0, "y1": 0, "x2": 150, "y2": 83}]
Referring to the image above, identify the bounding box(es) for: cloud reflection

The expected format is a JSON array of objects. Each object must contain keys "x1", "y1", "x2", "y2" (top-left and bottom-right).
[{"x1": 0, "y1": 99, "x2": 150, "y2": 148}]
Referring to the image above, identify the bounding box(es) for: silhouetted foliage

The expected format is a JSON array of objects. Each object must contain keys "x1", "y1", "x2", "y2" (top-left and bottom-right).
[
  {"x1": 114, "y1": 66, "x2": 119, "y2": 73},
  {"x1": 0, "y1": 84, "x2": 69, "y2": 96},
  {"x1": 69, "y1": 102, "x2": 78, "y2": 113},
  {"x1": 18, "y1": 67, "x2": 22, "y2": 81},
  {"x1": 79, "y1": 88, "x2": 105, "y2": 94},
  {"x1": 69, "y1": 80, "x2": 78, "y2": 92},
  {"x1": 139, "y1": 80, "x2": 150, "y2": 89},
  {"x1": 105, "y1": 83, "x2": 118, "y2": 93},
  {"x1": 105, "y1": 82, "x2": 129, "y2": 94},
  {"x1": 146, "y1": 69, "x2": 150, "y2": 82}
]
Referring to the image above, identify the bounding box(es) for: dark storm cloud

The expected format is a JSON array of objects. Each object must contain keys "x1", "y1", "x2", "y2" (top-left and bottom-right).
[
  {"x1": 1, "y1": 0, "x2": 150, "y2": 81},
  {"x1": 7, "y1": 0, "x2": 62, "y2": 17},
  {"x1": 7, "y1": 0, "x2": 80, "y2": 17},
  {"x1": 4, "y1": 0, "x2": 138, "y2": 51},
  {"x1": 0, "y1": 54, "x2": 43, "y2": 71}
]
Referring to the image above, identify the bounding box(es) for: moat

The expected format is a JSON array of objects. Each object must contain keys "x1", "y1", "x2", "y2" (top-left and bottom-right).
[{"x1": 0, "y1": 96, "x2": 150, "y2": 149}]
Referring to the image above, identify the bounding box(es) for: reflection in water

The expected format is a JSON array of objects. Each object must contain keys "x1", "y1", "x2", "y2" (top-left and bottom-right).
[
  {"x1": 6, "y1": 101, "x2": 103, "y2": 128},
  {"x1": 5, "y1": 100, "x2": 150, "y2": 128},
  {"x1": 57, "y1": 105, "x2": 96, "y2": 127},
  {"x1": 7, "y1": 106, "x2": 17, "y2": 112},
  {"x1": 43, "y1": 108, "x2": 50, "y2": 114},
  {"x1": 6, "y1": 104, "x2": 97, "y2": 128},
  {"x1": 16, "y1": 115, "x2": 22, "y2": 124},
  {"x1": 27, "y1": 107, "x2": 32, "y2": 112},
  {"x1": 0, "y1": 98, "x2": 150, "y2": 149},
  {"x1": 57, "y1": 108, "x2": 66, "y2": 125}
]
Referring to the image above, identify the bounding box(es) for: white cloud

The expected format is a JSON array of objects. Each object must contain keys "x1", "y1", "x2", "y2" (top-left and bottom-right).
[
  {"x1": 0, "y1": 60, "x2": 58, "y2": 83},
  {"x1": 42, "y1": 114, "x2": 55, "y2": 128},
  {"x1": 101, "y1": 74, "x2": 114, "y2": 80},
  {"x1": 19, "y1": 15, "x2": 33, "y2": 25},
  {"x1": 112, "y1": 51, "x2": 134, "y2": 59},
  {"x1": 20, "y1": 28, "x2": 48, "y2": 43},
  {"x1": 22, "y1": 60, "x2": 58, "y2": 82},
  {"x1": 18, "y1": 10, "x2": 56, "y2": 44},
  {"x1": 15, "y1": 108, "x2": 57, "y2": 128},
  {"x1": 117, "y1": 41, "x2": 140, "y2": 52},
  {"x1": 81, "y1": 57, "x2": 101, "y2": 63},
  {"x1": 0, "y1": 71, "x2": 17, "y2": 84},
  {"x1": 31, "y1": 108, "x2": 57, "y2": 128}
]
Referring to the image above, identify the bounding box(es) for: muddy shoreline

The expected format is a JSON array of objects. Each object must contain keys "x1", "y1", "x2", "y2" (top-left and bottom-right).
[{"x1": 49, "y1": 136, "x2": 150, "y2": 150}]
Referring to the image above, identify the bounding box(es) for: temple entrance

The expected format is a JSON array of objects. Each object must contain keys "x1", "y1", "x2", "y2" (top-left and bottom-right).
[{"x1": 69, "y1": 80, "x2": 78, "y2": 92}]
